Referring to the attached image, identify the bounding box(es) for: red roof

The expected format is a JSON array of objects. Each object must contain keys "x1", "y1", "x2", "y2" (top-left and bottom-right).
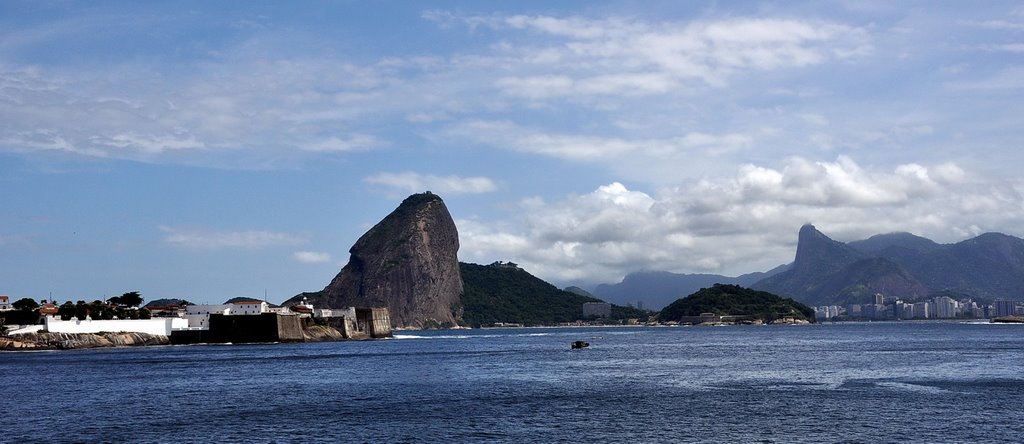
[{"x1": 0, "y1": 295, "x2": 8, "y2": 302}]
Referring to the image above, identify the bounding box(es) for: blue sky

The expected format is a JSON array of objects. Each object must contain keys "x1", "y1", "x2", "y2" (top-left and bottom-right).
[{"x1": 2, "y1": 1, "x2": 1023, "y2": 304}]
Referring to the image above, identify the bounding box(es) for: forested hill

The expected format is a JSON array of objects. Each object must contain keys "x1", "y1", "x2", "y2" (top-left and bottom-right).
[
  {"x1": 459, "y1": 262, "x2": 649, "y2": 327},
  {"x1": 659, "y1": 284, "x2": 815, "y2": 323}
]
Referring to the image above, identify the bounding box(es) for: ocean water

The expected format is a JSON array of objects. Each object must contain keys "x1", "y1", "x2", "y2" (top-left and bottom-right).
[{"x1": 2, "y1": 322, "x2": 1022, "y2": 443}]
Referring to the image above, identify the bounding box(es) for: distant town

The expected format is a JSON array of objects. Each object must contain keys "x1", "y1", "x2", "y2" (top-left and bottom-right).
[{"x1": 813, "y1": 294, "x2": 1021, "y2": 321}]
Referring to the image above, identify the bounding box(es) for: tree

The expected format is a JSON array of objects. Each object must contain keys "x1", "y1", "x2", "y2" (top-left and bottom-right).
[
  {"x1": 12, "y1": 298, "x2": 39, "y2": 311},
  {"x1": 74, "y1": 300, "x2": 89, "y2": 321},
  {"x1": 58, "y1": 302, "x2": 76, "y2": 321},
  {"x1": 114, "y1": 291, "x2": 143, "y2": 308}
]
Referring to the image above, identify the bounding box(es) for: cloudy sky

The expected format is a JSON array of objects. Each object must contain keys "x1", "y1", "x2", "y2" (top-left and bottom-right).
[{"x1": 2, "y1": 1, "x2": 1023, "y2": 304}]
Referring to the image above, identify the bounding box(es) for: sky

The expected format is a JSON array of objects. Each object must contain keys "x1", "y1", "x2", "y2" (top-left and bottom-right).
[{"x1": 2, "y1": 1, "x2": 1024, "y2": 305}]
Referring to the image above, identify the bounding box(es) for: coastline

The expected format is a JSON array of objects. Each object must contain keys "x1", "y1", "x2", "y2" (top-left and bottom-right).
[
  {"x1": 0, "y1": 331, "x2": 170, "y2": 351},
  {"x1": 0, "y1": 323, "x2": 358, "y2": 351}
]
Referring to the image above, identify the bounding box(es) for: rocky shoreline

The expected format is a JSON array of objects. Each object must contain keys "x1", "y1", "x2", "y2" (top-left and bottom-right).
[
  {"x1": 0, "y1": 331, "x2": 170, "y2": 351},
  {"x1": 1, "y1": 324, "x2": 355, "y2": 351}
]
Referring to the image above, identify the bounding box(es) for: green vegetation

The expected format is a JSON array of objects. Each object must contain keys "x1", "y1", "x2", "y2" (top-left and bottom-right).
[
  {"x1": 12, "y1": 298, "x2": 38, "y2": 311},
  {"x1": 224, "y1": 297, "x2": 266, "y2": 304},
  {"x1": 460, "y1": 262, "x2": 652, "y2": 327},
  {"x1": 659, "y1": 284, "x2": 815, "y2": 323},
  {"x1": 56, "y1": 299, "x2": 149, "y2": 321},
  {"x1": 108, "y1": 291, "x2": 143, "y2": 307},
  {"x1": 144, "y1": 298, "x2": 194, "y2": 308}
]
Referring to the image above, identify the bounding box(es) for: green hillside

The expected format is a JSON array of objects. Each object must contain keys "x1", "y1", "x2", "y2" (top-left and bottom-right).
[
  {"x1": 659, "y1": 284, "x2": 815, "y2": 323},
  {"x1": 460, "y1": 262, "x2": 650, "y2": 327}
]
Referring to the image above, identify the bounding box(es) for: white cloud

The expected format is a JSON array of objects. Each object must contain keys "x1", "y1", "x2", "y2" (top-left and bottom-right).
[
  {"x1": 298, "y1": 135, "x2": 382, "y2": 152},
  {"x1": 160, "y1": 226, "x2": 308, "y2": 249},
  {"x1": 441, "y1": 120, "x2": 751, "y2": 162},
  {"x1": 970, "y1": 19, "x2": 1024, "y2": 31},
  {"x1": 459, "y1": 156, "x2": 1024, "y2": 285},
  {"x1": 0, "y1": 56, "x2": 400, "y2": 164},
  {"x1": 475, "y1": 15, "x2": 871, "y2": 96},
  {"x1": 90, "y1": 131, "x2": 205, "y2": 154},
  {"x1": 364, "y1": 172, "x2": 498, "y2": 195},
  {"x1": 979, "y1": 43, "x2": 1024, "y2": 53},
  {"x1": 291, "y1": 251, "x2": 332, "y2": 264},
  {"x1": 945, "y1": 67, "x2": 1024, "y2": 91}
]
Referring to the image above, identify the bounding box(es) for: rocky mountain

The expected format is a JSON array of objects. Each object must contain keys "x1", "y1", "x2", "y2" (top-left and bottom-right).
[
  {"x1": 753, "y1": 225, "x2": 1024, "y2": 306},
  {"x1": 592, "y1": 267, "x2": 787, "y2": 310},
  {"x1": 285, "y1": 192, "x2": 463, "y2": 329},
  {"x1": 847, "y1": 232, "x2": 941, "y2": 255},
  {"x1": 881, "y1": 232, "x2": 1024, "y2": 301},
  {"x1": 593, "y1": 224, "x2": 1024, "y2": 309}
]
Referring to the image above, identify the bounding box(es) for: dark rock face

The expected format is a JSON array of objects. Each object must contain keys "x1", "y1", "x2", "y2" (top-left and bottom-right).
[
  {"x1": 755, "y1": 224, "x2": 872, "y2": 306},
  {"x1": 291, "y1": 193, "x2": 463, "y2": 329}
]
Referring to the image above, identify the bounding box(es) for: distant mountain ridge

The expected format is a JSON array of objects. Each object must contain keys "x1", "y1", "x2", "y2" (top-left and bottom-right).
[
  {"x1": 460, "y1": 262, "x2": 649, "y2": 327},
  {"x1": 592, "y1": 267, "x2": 787, "y2": 311},
  {"x1": 595, "y1": 224, "x2": 1024, "y2": 309},
  {"x1": 754, "y1": 225, "x2": 1024, "y2": 306}
]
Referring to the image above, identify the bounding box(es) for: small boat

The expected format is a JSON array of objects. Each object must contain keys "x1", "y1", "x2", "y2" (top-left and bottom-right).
[{"x1": 571, "y1": 340, "x2": 589, "y2": 349}]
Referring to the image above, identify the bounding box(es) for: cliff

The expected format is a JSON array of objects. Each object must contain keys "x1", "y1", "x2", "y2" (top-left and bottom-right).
[
  {"x1": 287, "y1": 192, "x2": 464, "y2": 329},
  {"x1": 754, "y1": 225, "x2": 929, "y2": 306},
  {"x1": 0, "y1": 332, "x2": 169, "y2": 351}
]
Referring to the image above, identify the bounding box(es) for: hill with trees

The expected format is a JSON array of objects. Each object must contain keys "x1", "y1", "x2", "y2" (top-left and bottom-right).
[
  {"x1": 460, "y1": 262, "x2": 650, "y2": 327},
  {"x1": 659, "y1": 284, "x2": 814, "y2": 323}
]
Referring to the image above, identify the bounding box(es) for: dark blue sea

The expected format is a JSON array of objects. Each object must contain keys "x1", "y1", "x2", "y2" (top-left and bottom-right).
[{"x1": 3, "y1": 322, "x2": 1023, "y2": 443}]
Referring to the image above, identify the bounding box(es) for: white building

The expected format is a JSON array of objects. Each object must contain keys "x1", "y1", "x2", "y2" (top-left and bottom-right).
[
  {"x1": 815, "y1": 307, "x2": 830, "y2": 321},
  {"x1": 184, "y1": 301, "x2": 270, "y2": 329},
  {"x1": 895, "y1": 301, "x2": 912, "y2": 319},
  {"x1": 43, "y1": 317, "x2": 188, "y2": 336},
  {"x1": 932, "y1": 296, "x2": 957, "y2": 319},
  {"x1": 0, "y1": 295, "x2": 11, "y2": 311},
  {"x1": 912, "y1": 302, "x2": 930, "y2": 319},
  {"x1": 315, "y1": 307, "x2": 355, "y2": 319}
]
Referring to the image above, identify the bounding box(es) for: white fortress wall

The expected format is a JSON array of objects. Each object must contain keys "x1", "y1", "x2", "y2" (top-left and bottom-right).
[{"x1": 44, "y1": 317, "x2": 188, "y2": 335}]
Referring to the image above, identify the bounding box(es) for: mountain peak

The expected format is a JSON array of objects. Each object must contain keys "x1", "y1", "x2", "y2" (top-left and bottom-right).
[
  {"x1": 793, "y1": 224, "x2": 860, "y2": 271},
  {"x1": 287, "y1": 192, "x2": 463, "y2": 329},
  {"x1": 756, "y1": 226, "x2": 1024, "y2": 305},
  {"x1": 798, "y1": 223, "x2": 819, "y2": 237}
]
